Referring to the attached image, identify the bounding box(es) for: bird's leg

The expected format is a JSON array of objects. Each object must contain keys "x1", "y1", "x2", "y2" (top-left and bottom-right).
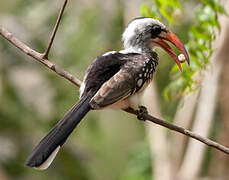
[
  {"x1": 137, "y1": 106, "x2": 148, "y2": 121},
  {"x1": 123, "y1": 106, "x2": 148, "y2": 121}
]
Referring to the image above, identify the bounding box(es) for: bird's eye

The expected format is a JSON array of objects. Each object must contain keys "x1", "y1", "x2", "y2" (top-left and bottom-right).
[{"x1": 151, "y1": 25, "x2": 162, "y2": 38}]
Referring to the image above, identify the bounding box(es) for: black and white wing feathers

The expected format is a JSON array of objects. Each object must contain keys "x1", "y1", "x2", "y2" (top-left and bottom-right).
[{"x1": 82, "y1": 51, "x2": 158, "y2": 109}]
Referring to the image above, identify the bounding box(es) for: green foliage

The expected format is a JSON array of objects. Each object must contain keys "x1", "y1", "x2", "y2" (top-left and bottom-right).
[
  {"x1": 141, "y1": 0, "x2": 181, "y2": 24},
  {"x1": 141, "y1": 0, "x2": 226, "y2": 101},
  {"x1": 120, "y1": 142, "x2": 152, "y2": 180}
]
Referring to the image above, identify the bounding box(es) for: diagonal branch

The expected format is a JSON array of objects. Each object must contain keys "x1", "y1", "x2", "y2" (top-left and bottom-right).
[
  {"x1": 143, "y1": 113, "x2": 229, "y2": 154},
  {"x1": 42, "y1": 0, "x2": 68, "y2": 59},
  {"x1": 1, "y1": 19, "x2": 229, "y2": 155},
  {"x1": 0, "y1": 26, "x2": 81, "y2": 87},
  {"x1": 123, "y1": 108, "x2": 229, "y2": 155}
]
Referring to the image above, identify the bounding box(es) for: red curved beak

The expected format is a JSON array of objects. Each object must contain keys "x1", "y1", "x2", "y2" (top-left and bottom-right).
[{"x1": 152, "y1": 31, "x2": 190, "y2": 72}]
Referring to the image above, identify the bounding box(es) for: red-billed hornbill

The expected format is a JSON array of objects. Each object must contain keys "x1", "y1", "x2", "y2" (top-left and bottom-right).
[{"x1": 25, "y1": 17, "x2": 189, "y2": 170}]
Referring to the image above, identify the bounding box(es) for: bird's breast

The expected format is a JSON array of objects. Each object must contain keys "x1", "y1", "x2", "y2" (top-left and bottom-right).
[{"x1": 132, "y1": 57, "x2": 157, "y2": 93}]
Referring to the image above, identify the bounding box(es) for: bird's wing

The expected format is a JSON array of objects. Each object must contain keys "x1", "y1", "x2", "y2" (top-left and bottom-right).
[
  {"x1": 80, "y1": 52, "x2": 130, "y2": 98},
  {"x1": 82, "y1": 52, "x2": 157, "y2": 109},
  {"x1": 89, "y1": 67, "x2": 136, "y2": 109}
]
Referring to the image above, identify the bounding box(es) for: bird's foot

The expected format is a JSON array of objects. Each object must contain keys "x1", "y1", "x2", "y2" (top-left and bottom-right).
[{"x1": 137, "y1": 106, "x2": 148, "y2": 121}]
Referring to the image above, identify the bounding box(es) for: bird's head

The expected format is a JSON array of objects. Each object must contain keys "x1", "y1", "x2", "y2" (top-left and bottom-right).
[{"x1": 122, "y1": 17, "x2": 189, "y2": 72}]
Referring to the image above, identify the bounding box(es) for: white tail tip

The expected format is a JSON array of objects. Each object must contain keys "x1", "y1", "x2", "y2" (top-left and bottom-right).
[{"x1": 34, "y1": 146, "x2": 60, "y2": 170}]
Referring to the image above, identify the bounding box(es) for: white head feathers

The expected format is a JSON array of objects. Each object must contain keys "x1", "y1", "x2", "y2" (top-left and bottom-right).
[{"x1": 122, "y1": 17, "x2": 166, "y2": 53}]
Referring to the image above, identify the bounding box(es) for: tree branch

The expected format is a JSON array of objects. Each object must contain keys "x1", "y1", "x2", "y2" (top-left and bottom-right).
[
  {"x1": 143, "y1": 113, "x2": 229, "y2": 154},
  {"x1": 0, "y1": 26, "x2": 81, "y2": 87},
  {"x1": 42, "y1": 0, "x2": 68, "y2": 59},
  {"x1": 1, "y1": 9, "x2": 229, "y2": 156},
  {"x1": 123, "y1": 108, "x2": 229, "y2": 155}
]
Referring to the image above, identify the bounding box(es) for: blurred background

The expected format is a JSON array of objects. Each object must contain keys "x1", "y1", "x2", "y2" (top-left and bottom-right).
[{"x1": 0, "y1": 0, "x2": 229, "y2": 180}]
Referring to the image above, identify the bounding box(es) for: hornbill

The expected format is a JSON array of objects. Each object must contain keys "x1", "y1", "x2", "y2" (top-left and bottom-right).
[{"x1": 25, "y1": 17, "x2": 189, "y2": 170}]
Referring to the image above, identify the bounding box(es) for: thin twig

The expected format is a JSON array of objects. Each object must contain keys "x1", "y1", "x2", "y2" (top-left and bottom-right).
[
  {"x1": 42, "y1": 0, "x2": 68, "y2": 59},
  {"x1": 144, "y1": 114, "x2": 229, "y2": 154},
  {"x1": 0, "y1": 26, "x2": 81, "y2": 87},
  {"x1": 123, "y1": 109, "x2": 229, "y2": 154},
  {"x1": 1, "y1": 19, "x2": 229, "y2": 156}
]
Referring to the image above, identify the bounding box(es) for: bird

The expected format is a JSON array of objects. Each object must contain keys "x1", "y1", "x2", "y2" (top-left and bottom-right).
[{"x1": 25, "y1": 17, "x2": 189, "y2": 170}]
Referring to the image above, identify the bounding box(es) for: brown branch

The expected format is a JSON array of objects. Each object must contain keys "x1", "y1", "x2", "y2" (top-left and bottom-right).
[
  {"x1": 0, "y1": 26, "x2": 81, "y2": 87},
  {"x1": 0, "y1": 7, "x2": 229, "y2": 156},
  {"x1": 42, "y1": 0, "x2": 68, "y2": 59},
  {"x1": 124, "y1": 108, "x2": 229, "y2": 155},
  {"x1": 145, "y1": 115, "x2": 229, "y2": 154}
]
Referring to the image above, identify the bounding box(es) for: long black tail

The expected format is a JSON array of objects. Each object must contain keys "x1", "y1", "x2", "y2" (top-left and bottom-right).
[{"x1": 25, "y1": 95, "x2": 91, "y2": 170}]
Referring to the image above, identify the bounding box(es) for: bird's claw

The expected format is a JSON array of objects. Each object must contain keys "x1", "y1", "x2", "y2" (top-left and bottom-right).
[{"x1": 137, "y1": 106, "x2": 148, "y2": 121}]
